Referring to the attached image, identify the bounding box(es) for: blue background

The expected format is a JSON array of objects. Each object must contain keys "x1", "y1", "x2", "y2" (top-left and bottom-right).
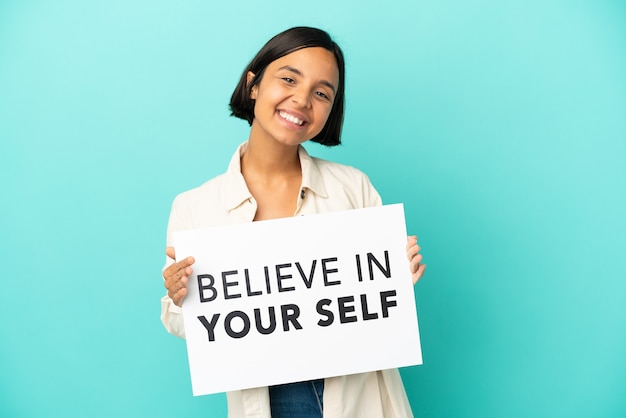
[{"x1": 1, "y1": 0, "x2": 625, "y2": 417}]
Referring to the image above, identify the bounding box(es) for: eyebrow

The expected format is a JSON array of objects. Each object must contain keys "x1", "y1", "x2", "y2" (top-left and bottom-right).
[{"x1": 278, "y1": 65, "x2": 336, "y2": 93}]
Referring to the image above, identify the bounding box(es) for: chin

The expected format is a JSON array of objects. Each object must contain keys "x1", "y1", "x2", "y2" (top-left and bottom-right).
[{"x1": 270, "y1": 133, "x2": 312, "y2": 147}]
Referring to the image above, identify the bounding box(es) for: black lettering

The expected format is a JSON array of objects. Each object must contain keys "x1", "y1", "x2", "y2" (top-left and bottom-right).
[
  {"x1": 281, "y1": 304, "x2": 302, "y2": 331},
  {"x1": 367, "y1": 251, "x2": 391, "y2": 280},
  {"x1": 244, "y1": 268, "x2": 262, "y2": 297},
  {"x1": 254, "y1": 307, "x2": 276, "y2": 335},
  {"x1": 380, "y1": 290, "x2": 398, "y2": 318},
  {"x1": 322, "y1": 257, "x2": 341, "y2": 286},
  {"x1": 316, "y1": 299, "x2": 334, "y2": 327},
  {"x1": 197, "y1": 314, "x2": 220, "y2": 342},
  {"x1": 276, "y1": 263, "x2": 295, "y2": 292},
  {"x1": 360, "y1": 294, "x2": 379, "y2": 320},
  {"x1": 355, "y1": 254, "x2": 364, "y2": 282},
  {"x1": 338, "y1": 296, "x2": 357, "y2": 323},
  {"x1": 222, "y1": 270, "x2": 241, "y2": 299},
  {"x1": 224, "y1": 310, "x2": 251, "y2": 338},
  {"x1": 264, "y1": 266, "x2": 272, "y2": 294},
  {"x1": 296, "y1": 260, "x2": 317, "y2": 288},
  {"x1": 197, "y1": 274, "x2": 217, "y2": 302}
]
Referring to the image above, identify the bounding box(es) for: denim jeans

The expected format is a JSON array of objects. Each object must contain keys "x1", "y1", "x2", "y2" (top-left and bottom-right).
[{"x1": 269, "y1": 379, "x2": 324, "y2": 418}]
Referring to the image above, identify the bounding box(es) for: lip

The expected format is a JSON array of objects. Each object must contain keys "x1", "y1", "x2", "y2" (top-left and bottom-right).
[{"x1": 277, "y1": 109, "x2": 309, "y2": 127}]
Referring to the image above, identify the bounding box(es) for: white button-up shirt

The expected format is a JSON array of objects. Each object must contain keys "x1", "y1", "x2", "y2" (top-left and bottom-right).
[{"x1": 161, "y1": 142, "x2": 414, "y2": 418}]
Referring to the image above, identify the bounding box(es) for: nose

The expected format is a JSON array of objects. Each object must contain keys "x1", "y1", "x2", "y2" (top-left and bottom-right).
[{"x1": 291, "y1": 86, "x2": 312, "y2": 108}]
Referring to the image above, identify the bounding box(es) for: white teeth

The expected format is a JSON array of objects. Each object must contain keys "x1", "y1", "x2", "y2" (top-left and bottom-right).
[{"x1": 279, "y1": 111, "x2": 304, "y2": 126}]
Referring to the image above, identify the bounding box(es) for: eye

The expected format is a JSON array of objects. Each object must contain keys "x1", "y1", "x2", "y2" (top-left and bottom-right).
[
  {"x1": 281, "y1": 77, "x2": 295, "y2": 84},
  {"x1": 315, "y1": 91, "x2": 331, "y2": 101}
]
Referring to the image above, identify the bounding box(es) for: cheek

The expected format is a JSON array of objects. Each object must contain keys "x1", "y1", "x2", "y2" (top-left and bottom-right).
[
  {"x1": 253, "y1": 90, "x2": 277, "y2": 119},
  {"x1": 317, "y1": 105, "x2": 334, "y2": 127},
  {"x1": 257, "y1": 82, "x2": 286, "y2": 103},
  {"x1": 254, "y1": 92, "x2": 284, "y2": 120}
]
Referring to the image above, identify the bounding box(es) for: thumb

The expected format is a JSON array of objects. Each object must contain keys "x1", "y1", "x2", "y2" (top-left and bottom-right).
[{"x1": 165, "y1": 246, "x2": 176, "y2": 260}]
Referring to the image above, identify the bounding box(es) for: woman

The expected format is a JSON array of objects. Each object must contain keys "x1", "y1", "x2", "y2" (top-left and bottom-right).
[{"x1": 161, "y1": 26, "x2": 425, "y2": 418}]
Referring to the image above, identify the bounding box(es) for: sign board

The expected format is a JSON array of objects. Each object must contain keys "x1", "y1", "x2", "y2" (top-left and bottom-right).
[{"x1": 174, "y1": 204, "x2": 422, "y2": 396}]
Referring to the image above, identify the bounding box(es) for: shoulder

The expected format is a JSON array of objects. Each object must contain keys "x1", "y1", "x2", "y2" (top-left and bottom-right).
[
  {"x1": 312, "y1": 156, "x2": 371, "y2": 180},
  {"x1": 166, "y1": 173, "x2": 234, "y2": 236},
  {"x1": 173, "y1": 142, "x2": 246, "y2": 208},
  {"x1": 311, "y1": 156, "x2": 377, "y2": 191},
  {"x1": 308, "y1": 156, "x2": 383, "y2": 208},
  {"x1": 172, "y1": 174, "x2": 227, "y2": 207}
]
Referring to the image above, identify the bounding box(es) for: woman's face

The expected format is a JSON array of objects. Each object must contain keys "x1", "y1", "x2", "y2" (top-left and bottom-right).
[{"x1": 248, "y1": 47, "x2": 339, "y2": 147}]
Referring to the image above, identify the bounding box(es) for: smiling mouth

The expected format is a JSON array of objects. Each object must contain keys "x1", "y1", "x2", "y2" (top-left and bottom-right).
[{"x1": 279, "y1": 111, "x2": 305, "y2": 126}]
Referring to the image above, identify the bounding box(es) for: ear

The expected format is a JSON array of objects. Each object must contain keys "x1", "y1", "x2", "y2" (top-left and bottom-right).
[{"x1": 247, "y1": 71, "x2": 258, "y2": 100}]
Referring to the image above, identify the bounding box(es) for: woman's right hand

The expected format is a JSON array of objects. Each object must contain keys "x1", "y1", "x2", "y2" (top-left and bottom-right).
[{"x1": 163, "y1": 247, "x2": 195, "y2": 307}]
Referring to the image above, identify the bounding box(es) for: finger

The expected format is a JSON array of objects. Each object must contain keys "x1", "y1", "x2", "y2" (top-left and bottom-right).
[
  {"x1": 167, "y1": 274, "x2": 189, "y2": 299},
  {"x1": 164, "y1": 247, "x2": 194, "y2": 273},
  {"x1": 407, "y1": 244, "x2": 421, "y2": 261},
  {"x1": 406, "y1": 235, "x2": 417, "y2": 250},
  {"x1": 164, "y1": 265, "x2": 194, "y2": 291},
  {"x1": 163, "y1": 264, "x2": 182, "y2": 288},
  {"x1": 172, "y1": 275, "x2": 189, "y2": 303},
  {"x1": 163, "y1": 265, "x2": 193, "y2": 294},
  {"x1": 167, "y1": 279, "x2": 183, "y2": 300},
  {"x1": 167, "y1": 264, "x2": 194, "y2": 281},
  {"x1": 163, "y1": 256, "x2": 195, "y2": 281},
  {"x1": 412, "y1": 263, "x2": 426, "y2": 285},
  {"x1": 410, "y1": 254, "x2": 423, "y2": 273},
  {"x1": 171, "y1": 286, "x2": 188, "y2": 307}
]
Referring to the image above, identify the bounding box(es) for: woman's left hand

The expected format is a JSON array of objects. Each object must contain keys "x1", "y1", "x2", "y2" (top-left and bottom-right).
[{"x1": 406, "y1": 235, "x2": 426, "y2": 285}]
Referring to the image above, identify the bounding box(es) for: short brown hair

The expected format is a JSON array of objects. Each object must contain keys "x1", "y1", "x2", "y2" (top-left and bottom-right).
[{"x1": 229, "y1": 27, "x2": 346, "y2": 146}]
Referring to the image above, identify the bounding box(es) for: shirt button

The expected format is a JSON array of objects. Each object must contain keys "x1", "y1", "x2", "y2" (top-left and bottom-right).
[{"x1": 300, "y1": 189, "x2": 305, "y2": 199}]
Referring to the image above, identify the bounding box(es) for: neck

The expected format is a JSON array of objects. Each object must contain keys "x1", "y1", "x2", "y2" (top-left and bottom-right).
[{"x1": 242, "y1": 133, "x2": 301, "y2": 176}]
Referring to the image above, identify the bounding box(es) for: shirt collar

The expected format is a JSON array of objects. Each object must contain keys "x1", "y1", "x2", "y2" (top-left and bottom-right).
[
  {"x1": 221, "y1": 142, "x2": 329, "y2": 212},
  {"x1": 221, "y1": 142, "x2": 253, "y2": 211},
  {"x1": 298, "y1": 144, "x2": 328, "y2": 199}
]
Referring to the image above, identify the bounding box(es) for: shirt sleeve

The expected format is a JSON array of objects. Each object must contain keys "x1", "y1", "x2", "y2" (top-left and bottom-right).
[
  {"x1": 160, "y1": 194, "x2": 190, "y2": 339},
  {"x1": 363, "y1": 173, "x2": 383, "y2": 208}
]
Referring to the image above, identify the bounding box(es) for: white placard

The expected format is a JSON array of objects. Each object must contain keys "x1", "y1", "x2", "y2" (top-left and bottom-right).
[{"x1": 174, "y1": 204, "x2": 422, "y2": 396}]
